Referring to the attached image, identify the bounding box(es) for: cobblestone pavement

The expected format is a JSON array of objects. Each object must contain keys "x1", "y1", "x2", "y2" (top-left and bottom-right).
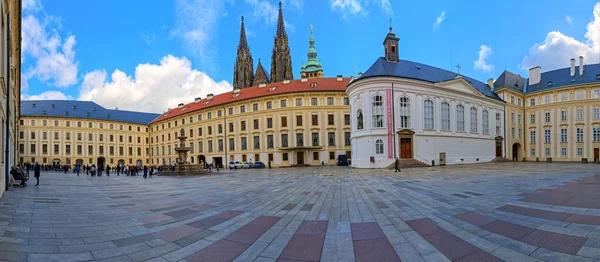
[{"x1": 1, "y1": 163, "x2": 600, "y2": 262}]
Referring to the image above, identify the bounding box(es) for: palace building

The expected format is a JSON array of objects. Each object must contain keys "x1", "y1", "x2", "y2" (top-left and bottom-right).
[
  {"x1": 347, "y1": 27, "x2": 506, "y2": 168},
  {"x1": 494, "y1": 56, "x2": 600, "y2": 163},
  {"x1": 18, "y1": 101, "x2": 159, "y2": 168}
]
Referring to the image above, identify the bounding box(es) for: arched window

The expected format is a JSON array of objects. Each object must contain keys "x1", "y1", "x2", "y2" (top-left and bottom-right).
[
  {"x1": 482, "y1": 110, "x2": 489, "y2": 134},
  {"x1": 470, "y1": 107, "x2": 478, "y2": 133},
  {"x1": 423, "y1": 100, "x2": 434, "y2": 129},
  {"x1": 372, "y1": 95, "x2": 384, "y2": 128},
  {"x1": 457, "y1": 105, "x2": 465, "y2": 131},
  {"x1": 441, "y1": 102, "x2": 450, "y2": 131},
  {"x1": 496, "y1": 113, "x2": 502, "y2": 135},
  {"x1": 399, "y1": 97, "x2": 410, "y2": 128},
  {"x1": 375, "y1": 139, "x2": 384, "y2": 154},
  {"x1": 594, "y1": 107, "x2": 600, "y2": 120},
  {"x1": 357, "y1": 109, "x2": 364, "y2": 130}
]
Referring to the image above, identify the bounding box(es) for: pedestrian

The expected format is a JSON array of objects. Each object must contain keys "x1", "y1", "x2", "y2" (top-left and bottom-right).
[
  {"x1": 106, "y1": 165, "x2": 110, "y2": 177},
  {"x1": 395, "y1": 158, "x2": 401, "y2": 172},
  {"x1": 143, "y1": 166, "x2": 148, "y2": 178},
  {"x1": 149, "y1": 166, "x2": 154, "y2": 177},
  {"x1": 34, "y1": 162, "x2": 41, "y2": 186},
  {"x1": 75, "y1": 164, "x2": 80, "y2": 176}
]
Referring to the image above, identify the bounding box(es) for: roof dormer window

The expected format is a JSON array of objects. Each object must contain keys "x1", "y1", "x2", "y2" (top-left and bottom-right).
[
  {"x1": 269, "y1": 86, "x2": 278, "y2": 91},
  {"x1": 42, "y1": 110, "x2": 47, "y2": 115},
  {"x1": 310, "y1": 82, "x2": 317, "y2": 88},
  {"x1": 51, "y1": 104, "x2": 55, "y2": 108},
  {"x1": 65, "y1": 111, "x2": 69, "y2": 116},
  {"x1": 547, "y1": 81, "x2": 553, "y2": 86},
  {"x1": 32, "y1": 103, "x2": 36, "y2": 108},
  {"x1": 107, "y1": 113, "x2": 111, "y2": 119},
  {"x1": 93, "y1": 107, "x2": 97, "y2": 111},
  {"x1": 73, "y1": 106, "x2": 77, "y2": 110},
  {"x1": 86, "y1": 112, "x2": 91, "y2": 117}
]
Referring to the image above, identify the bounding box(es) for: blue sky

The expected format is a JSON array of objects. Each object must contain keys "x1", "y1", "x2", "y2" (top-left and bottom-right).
[{"x1": 21, "y1": 0, "x2": 600, "y2": 112}]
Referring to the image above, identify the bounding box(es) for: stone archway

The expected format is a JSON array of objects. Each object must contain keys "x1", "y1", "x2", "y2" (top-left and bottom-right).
[
  {"x1": 512, "y1": 143, "x2": 522, "y2": 161},
  {"x1": 197, "y1": 155, "x2": 206, "y2": 168},
  {"x1": 397, "y1": 129, "x2": 415, "y2": 159},
  {"x1": 118, "y1": 159, "x2": 125, "y2": 166},
  {"x1": 75, "y1": 159, "x2": 84, "y2": 166},
  {"x1": 97, "y1": 157, "x2": 106, "y2": 168},
  {"x1": 136, "y1": 160, "x2": 143, "y2": 167}
]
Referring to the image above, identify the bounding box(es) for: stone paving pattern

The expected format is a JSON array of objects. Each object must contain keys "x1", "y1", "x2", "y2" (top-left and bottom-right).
[{"x1": 1, "y1": 163, "x2": 600, "y2": 261}]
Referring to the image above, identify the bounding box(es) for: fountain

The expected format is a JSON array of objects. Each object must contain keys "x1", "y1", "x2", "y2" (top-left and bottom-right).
[{"x1": 160, "y1": 128, "x2": 207, "y2": 175}]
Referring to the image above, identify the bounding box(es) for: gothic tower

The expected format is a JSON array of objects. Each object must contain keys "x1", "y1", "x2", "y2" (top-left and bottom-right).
[
  {"x1": 270, "y1": 2, "x2": 294, "y2": 83},
  {"x1": 300, "y1": 25, "x2": 323, "y2": 79},
  {"x1": 254, "y1": 58, "x2": 269, "y2": 85},
  {"x1": 233, "y1": 16, "x2": 254, "y2": 89}
]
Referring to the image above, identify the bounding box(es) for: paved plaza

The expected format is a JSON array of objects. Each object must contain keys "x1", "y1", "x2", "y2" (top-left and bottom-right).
[{"x1": 1, "y1": 163, "x2": 600, "y2": 261}]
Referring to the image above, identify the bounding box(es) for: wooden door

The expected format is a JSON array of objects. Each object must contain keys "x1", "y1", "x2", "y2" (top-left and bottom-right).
[
  {"x1": 595, "y1": 148, "x2": 599, "y2": 162},
  {"x1": 297, "y1": 152, "x2": 304, "y2": 164},
  {"x1": 400, "y1": 138, "x2": 412, "y2": 158},
  {"x1": 496, "y1": 141, "x2": 502, "y2": 157}
]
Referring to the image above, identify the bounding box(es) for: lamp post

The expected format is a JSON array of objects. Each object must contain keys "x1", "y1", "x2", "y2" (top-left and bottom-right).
[{"x1": 223, "y1": 103, "x2": 227, "y2": 168}]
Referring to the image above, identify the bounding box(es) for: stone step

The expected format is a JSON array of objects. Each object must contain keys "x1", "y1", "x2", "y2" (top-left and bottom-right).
[{"x1": 388, "y1": 159, "x2": 430, "y2": 169}]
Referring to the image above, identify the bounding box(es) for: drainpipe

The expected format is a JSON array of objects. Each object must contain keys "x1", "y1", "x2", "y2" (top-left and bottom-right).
[{"x1": 4, "y1": 12, "x2": 11, "y2": 191}]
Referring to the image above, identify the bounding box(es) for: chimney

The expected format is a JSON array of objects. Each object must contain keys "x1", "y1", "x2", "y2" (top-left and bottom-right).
[
  {"x1": 487, "y1": 78, "x2": 494, "y2": 89},
  {"x1": 336, "y1": 75, "x2": 343, "y2": 82},
  {"x1": 528, "y1": 66, "x2": 541, "y2": 85},
  {"x1": 233, "y1": 88, "x2": 241, "y2": 93},
  {"x1": 177, "y1": 103, "x2": 184, "y2": 109},
  {"x1": 300, "y1": 76, "x2": 308, "y2": 82},
  {"x1": 570, "y1": 58, "x2": 576, "y2": 76},
  {"x1": 194, "y1": 97, "x2": 201, "y2": 103},
  {"x1": 207, "y1": 93, "x2": 214, "y2": 100},
  {"x1": 579, "y1": 56, "x2": 584, "y2": 76},
  {"x1": 283, "y1": 79, "x2": 290, "y2": 84}
]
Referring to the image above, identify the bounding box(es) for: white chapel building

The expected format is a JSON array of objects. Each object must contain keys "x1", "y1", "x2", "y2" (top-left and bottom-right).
[{"x1": 347, "y1": 27, "x2": 506, "y2": 168}]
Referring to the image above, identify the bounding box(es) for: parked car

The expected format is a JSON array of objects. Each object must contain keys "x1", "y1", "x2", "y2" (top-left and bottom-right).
[
  {"x1": 243, "y1": 162, "x2": 254, "y2": 169},
  {"x1": 228, "y1": 161, "x2": 243, "y2": 169},
  {"x1": 253, "y1": 161, "x2": 265, "y2": 168}
]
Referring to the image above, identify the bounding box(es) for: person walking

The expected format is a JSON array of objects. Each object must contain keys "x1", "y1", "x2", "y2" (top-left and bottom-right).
[
  {"x1": 106, "y1": 165, "x2": 110, "y2": 177},
  {"x1": 143, "y1": 166, "x2": 148, "y2": 179},
  {"x1": 75, "y1": 164, "x2": 80, "y2": 176},
  {"x1": 395, "y1": 158, "x2": 401, "y2": 173},
  {"x1": 34, "y1": 162, "x2": 41, "y2": 186},
  {"x1": 149, "y1": 166, "x2": 154, "y2": 178}
]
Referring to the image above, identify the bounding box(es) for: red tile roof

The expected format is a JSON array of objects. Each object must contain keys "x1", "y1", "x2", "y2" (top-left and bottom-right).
[{"x1": 150, "y1": 77, "x2": 351, "y2": 124}]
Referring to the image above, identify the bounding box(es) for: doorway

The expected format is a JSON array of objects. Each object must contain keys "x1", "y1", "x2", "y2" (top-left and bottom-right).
[
  {"x1": 495, "y1": 136, "x2": 503, "y2": 157},
  {"x1": 297, "y1": 152, "x2": 304, "y2": 165},
  {"x1": 76, "y1": 159, "x2": 83, "y2": 166},
  {"x1": 52, "y1": 158, "x2": 61, "y2": 165},
  {"x1": 118, "y1": 159, "x2": 125, "y2": 166},
  {"x1": 97, "y1": 157, "x2": 105, "y2": 168},
  {"x1": 136, "y1": 160, "x2": 143, "y2": 167},
  {"x1": 594, "y1": 148, "x2": 599, "y2": 163},
  {"x1": 213, "y1": 157, "x2": 223, "y2": 168},
  {"x1": 512, "y1": 143, "x2": 522, "y2": 161},
  {"x1": 400, "y1": 138, "x2": 412, "y2": 158}
]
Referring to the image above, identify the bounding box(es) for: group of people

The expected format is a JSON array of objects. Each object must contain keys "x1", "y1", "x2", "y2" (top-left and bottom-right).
[
  {"x1": 70, "y1": 164, "x2": 158, "y2": 179},
  {"x1": 10, "y1": 162, "x2": 41, "y2": 187}
]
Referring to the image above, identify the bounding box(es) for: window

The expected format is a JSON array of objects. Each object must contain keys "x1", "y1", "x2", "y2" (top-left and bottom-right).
[
  {"x1": 311, "y1": 98, "x2": 318, "y2": 105},
  {"x1": 545, "y1": 148, "x2": 550, "y2": 156},
  {"x1": 577, "y1": 128, "x2": 584, "y2": 142},
  {"x1": 344, "y1": 98, "x2": 349, "y2": 105},
  {"x1": 511, "y1": 96, "x2": 515, "y2": 104},
  {"x1": 229, "y1": 108, "x2": 233, "y2": 115},
  {"x1": 593, "y1": 127, "x2": 600, "y2": 142},
  {"x1": 561, "y1": 129, "x2": 567, "y2": 143},
  {"x1": 312, "y1": 115, "x2": 318, "y2": 126},
  {"x1": 578, "y1": 148, "x2": 583, "y2": 156},
  {"x1": 496, "y1": 113, "x2": 502, "y2": 135},
  {"x1": 253, "y1": 103, "x2": 259, "y2": 111},
  {"x1": 512, "y1": 128, "x2": 515, "y2": 138},
  {"x1": 375, "y1": 139, "x2": 384, "y2": 154},
  {"x1": 296, "y1": 98, "x2": 303, "y2": 106},
  {"x1": 199, "y1": 127, "x2": 203, "y2": 136},
  {"x1": 483, "y1": 110, "x2": 489, "y2": 134},
  {"x1": 312, "y1": 152, "x2": 319, "y2": 160},
  {"x1": 88, "y1": 145, "x2": 93, "y2": 155},
  {"x1": 330, "y1": 152, "x2": 335, "y2": 160},
  {"x1": 241, "y1": 137, "x2": 247, "y2": 150},
  {"x1": 441, "y1": 102, "x2": 450, "y2": 131},
  {"x1": 344, "y1": 114, "x2": 350, "y2": 125},
  {"x1": 253, "y1": 119, "x2": 259, "y2": 129},
  {"x1": 240, "y1": 105, "x2": 246, "y2": 113},
  {"x1": 345, "y1": 132, "x2": 350, "y2": 146},
  {"x1": 518, "y1": 128, "x2": 522, "y2": 139},
  {"x1": 296, "y1": 133, "x2": 304, "y2": 146},
  {"x1": 208, "y1": 140, "x2": 213, "y2": 152},
  {"x1": 531, "y1": 148, "x2": 535, "y2": 156},
  {"x1": 530, "y1": 114, "x2": 535, "y2": 124},
  {"x1": 281, "y1": 100, "x2": 287, "y2": 108},
  {"x1": 470, "y1": 107, "x2": 478, "y2": 133},
  {"x1": 511, "y1": 112, "x2": 515, "y2": 123},
  {"x1": 66, "y1": 145, "x2": 71, "y2": 154},
  {"x1": 296, "y1": 115, "x2": 303, "y2": 126},
  {"x1": 328, "y1": 114, "x2": 334, "y2": 125},
  {"x1": 78, "y1": 133, "x2": 82, "y2": 141},
  {"x1": 267, "y1": 135, "x2": 273, "y2": 148},
  {"x1": 398, "y1": 97, "x2": 410, "y2": 128},
  {"x1": 283, "y1": 153, "x2": 288, "y2": 161},
  {"x1": 423, "y1": 100, "x2": 434, "y2": 129},
  {"x1": 561, "y1": 110, "x2": 567, "y2": 121},
  {"x1": 208, "y1": 112, "x2": 212, "y2": 119},
  {"x1": 312, "y1": 133, "x2": 319, "y2": 146},
  {"x1": 518, "y1": 114, "x2": 522, "y2": 124},
  {"x1": 595, "y1": 108, "x2": 600, "y2": 120},
  {"x1": 267, "y1": 118, "x2": 273, "y2": 128},
  {"x1": 544, "y1": 95, "x2": 551, "y2": 104},
  {"x1": 530, "y1": 130, "x2": 536, "y2": 144},
  {"x1": 372, "y1": 95, "x2": 384, "y2": 128},
  {"x1": 530, "y1": 98, "x2": 536, "y2": 106},
  {"x1": 208, "y1": 126, "x2": 212, "y2": 135},
  {"x1": 66, "y1": 121, "x2": 70, "y2": 127},
  {"x1": 218, "y1": 139, "x2": 223, "y2": 151},
  {"x1": 77, "y1": 145, "x2": 83, "y2": 155},
  {"x1": 31, "y1": 131, "x2": 36, "y2": 139},
  {"x1": 241, "y1": 121, "x2": 246, "y2": 131},
  {"x1": 561, "y1": 93, "x2": 568, "y2": 102},
  {"x1": 545, "y1": 112, "x2": 550, "y2": 123},
  {"x1": 54, "y1": 144, "x2": 59, "y2": 154},
  {"x1": 328, "y1": 132, "x2": 335, "y2": 146},
  {"x1": 544, "y1": 130, "x2": 551, "y2": 143},
  {"x1": 77, "y1": 121, "x2": 82, "y2": 127},
  {"x1": 281, "y1": 116, "x2": 287, "y2": 127},
  {"x1": 576, "y1": 91, "x2": 584, "y2": 100},
  {"x1": 266, "y1": 101, "x2": 272, "y2": 109},
  {"x1": 457, "y1": 105, "x2": 465, "y2": 131},
  {"x1": 595, "y1": 89, "x2": 600, "y2": 98},
  {"x1": 198, "y1": 142, "x2": 203, "y2": 153},
  {"x1": 327, "y1": 97, "x2": 334, "y2": 105},
  {"x1": 281, "y1": 134, "x2": 288, "y2": 147},
  {"x1": 42, "y1": 132, "x2": 47, "y2": 140},
  {"x1": 577, "y1": 109, "x2": 583, "y2": 120},
  {"x1": 54, "y1": 120, "x2": 59, "y2": 126},
  {"x1": 253, "y1": 136, "x2": 260, "y2": 149},
  {"x1": 357, "y1": 109, "x2": 364, "y2": 130}
]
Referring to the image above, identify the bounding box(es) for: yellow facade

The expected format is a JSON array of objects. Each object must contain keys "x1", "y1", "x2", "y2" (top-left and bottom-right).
[
  {"x1": 18, "y1": 117, "x2": 151, "y2": 167},
  {"x1": 149, "y1": 91, "x2": 351, "y2": 167},
  {"x1": 495, "y1": 84, "x2": 600, "y2": 162},
  {"x1": 1, "y1": 0, "x2": 22, "y2": 197}
]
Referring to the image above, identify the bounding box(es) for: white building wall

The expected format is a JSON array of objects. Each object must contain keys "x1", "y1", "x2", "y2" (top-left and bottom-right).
[{"x1": 415, "y1": 135, "x2": 495, "y2": 165}]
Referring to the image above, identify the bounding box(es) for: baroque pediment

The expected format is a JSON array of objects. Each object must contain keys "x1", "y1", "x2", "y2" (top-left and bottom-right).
[{"x1": 434, "y1": 78, "x2": 485, "y2": 97}]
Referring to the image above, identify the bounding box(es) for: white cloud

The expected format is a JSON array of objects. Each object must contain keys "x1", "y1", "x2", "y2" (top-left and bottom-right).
[
  {"x1": 243, "y1": 0, "x2": 297, "y2": 34},
  {"x1": 142, "y1": 33, "x2": 156, "y2": 46},
  {"x1": 433, "y1": 11, "x2": 446, "y2": 30},
  {"x1": 77, "y1": 55, "x2": 232, "y2": 113},
  {"x1": 522, "y1": 3, "x2": 600, "y2": 71},
  {"x1": 22, "y1": 90, "x2": 73, "y2": 101},
  {"x1": 330, "y1": 0, "x2": 366, "y2": 17},
  {"x1": 474, "y1": 45, "x2": 495, "y2": 73},
  {"x1": 566, "y1": 15, "x2": 573, "y2": 25},
  {"x1": 21, "y1": 5, "x2": 79, "y2": 90},
  {"x1": 380, "y1": 0, "x2": 392, "y2": 15}
]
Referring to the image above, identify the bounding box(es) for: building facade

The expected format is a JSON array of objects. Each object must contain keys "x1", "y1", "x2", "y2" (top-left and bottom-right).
[
  {"x1": 1, "y1": 0, "x2": 22, "y2": 197},
  {"x1": 18, "y1": 101, "x2": 159, "y2": 168},
  {"x1": 348, "y1": 27, "x2": 506, "y2": 168},
  {"x1": 494, "y1": 57, "x2": 600, "y2": 163},
  {"x1": 149, "y1": 77, "x2": 351, "y2": 167}
]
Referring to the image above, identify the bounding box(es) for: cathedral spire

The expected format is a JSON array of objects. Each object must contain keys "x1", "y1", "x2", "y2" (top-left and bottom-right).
[
  {"x1": 270, "y1": 1, "x2": 294, "y2": 83},
  {"x1": 300, "y1": 24, "x2": 323, "y2": 79},
  {"x1": 254, "y1": 58, "x2": 269, "y2": 86},
  {"x1": 233, "y1": 16, "x2": 254, "y2": 89}
]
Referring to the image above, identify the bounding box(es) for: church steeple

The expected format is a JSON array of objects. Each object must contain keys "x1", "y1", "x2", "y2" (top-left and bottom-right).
[
  {"x1": 300, "y1": 25, "x2": 323, "y2": 79},
  {"x1": 270, "y1": 1, "x2": 294, "y2": 83},
  {"x1": 233, "y1": 16, "x2": 254, "y2": 89},
  {"x1": 383, "y1": 19, "x2": 400, "y2": 63},
  {"x1": 254, "y1": 58, "x2": 269, "y2": 85}
]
